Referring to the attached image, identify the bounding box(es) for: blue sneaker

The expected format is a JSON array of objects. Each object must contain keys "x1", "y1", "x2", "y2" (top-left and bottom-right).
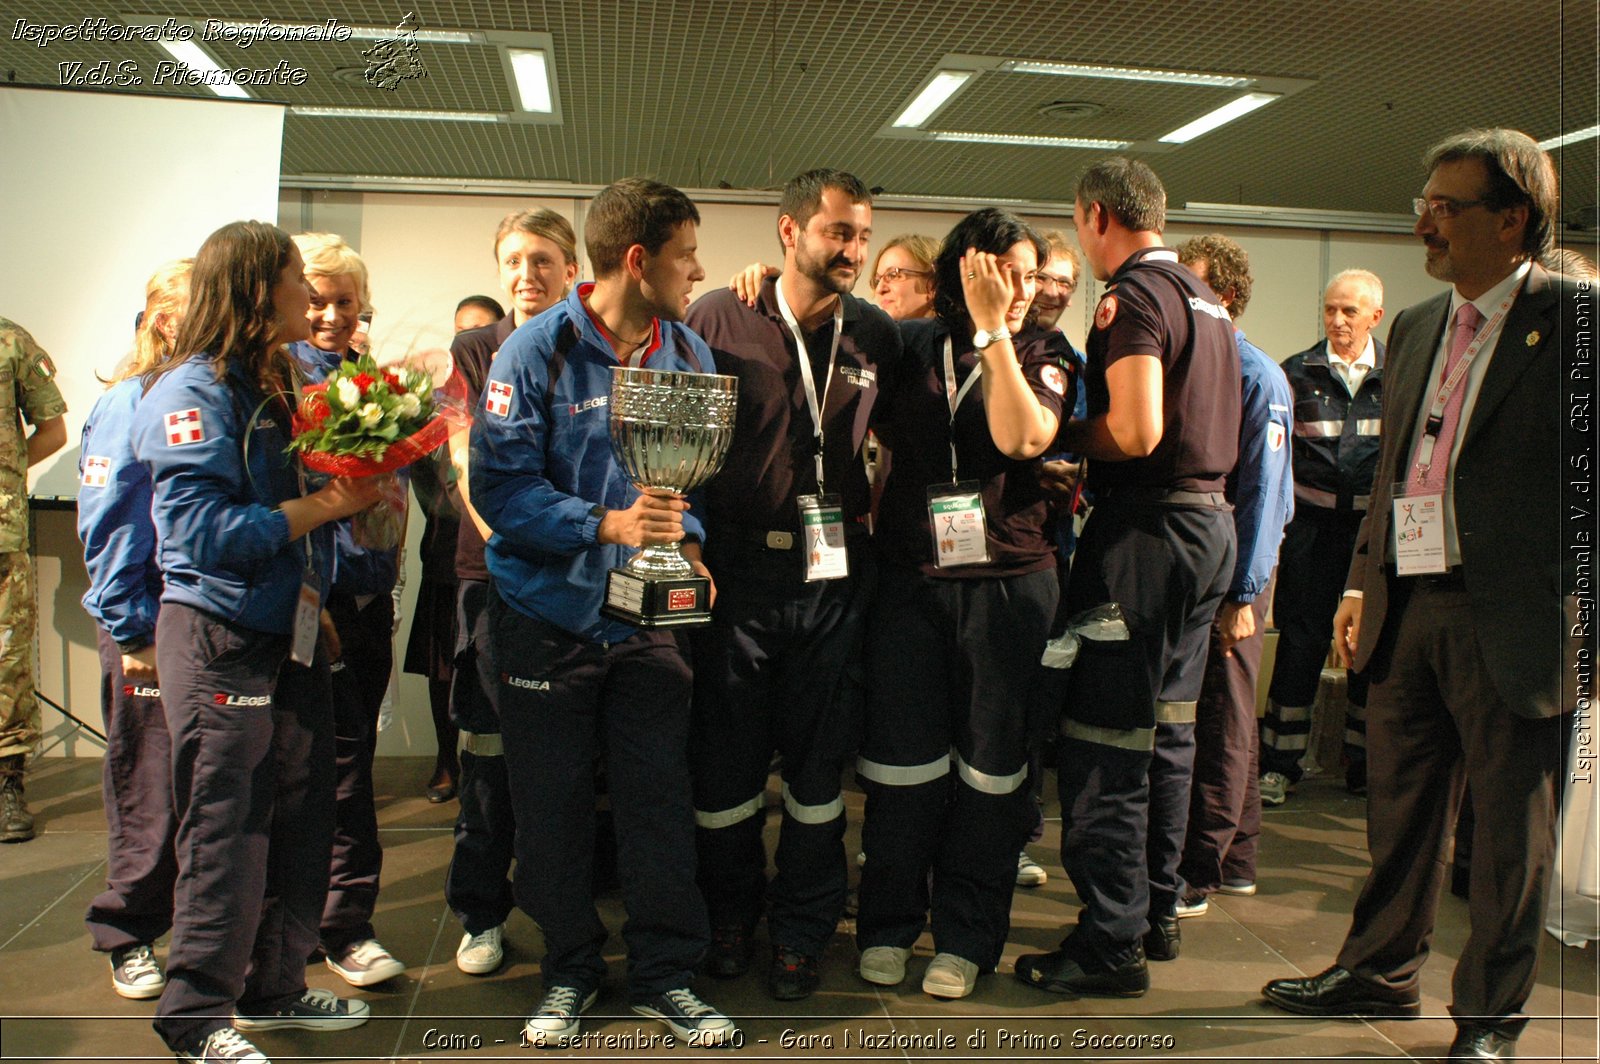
[
  {"x1": 523, "y1": 985, "x2": 597, "y2": 1048},
  {"x1": 631, "y1": 987, "x2": 738, "y2": 1046}
]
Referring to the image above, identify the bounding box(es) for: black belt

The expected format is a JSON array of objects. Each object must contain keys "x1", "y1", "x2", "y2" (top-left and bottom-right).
[
  {"x1": 1392, "y1": 565, "x2": 1466, "y2": 589},
  {"x1": 731, "y1": 517, "x2": 869, "y2": 551},
  {"x1": 1099, "y1": 485, "x2": 1229, "y2": 509}
]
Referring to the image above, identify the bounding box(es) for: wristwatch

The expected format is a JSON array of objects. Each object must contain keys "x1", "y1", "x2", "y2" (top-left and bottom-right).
[{"x1": 972, "y1": 325, "x2": 1012, "y2": 350}]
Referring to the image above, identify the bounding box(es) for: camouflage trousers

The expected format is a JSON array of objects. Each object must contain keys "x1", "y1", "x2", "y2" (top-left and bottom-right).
[{"x1": 0, "y1": 550, "x2": 39, "y2": 759}]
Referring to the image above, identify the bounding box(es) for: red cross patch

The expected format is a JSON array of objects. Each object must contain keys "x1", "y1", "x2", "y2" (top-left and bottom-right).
[
  {"x1": 82, "y1": 455, "x2": 112, "y2": 487},
  {"x1": 164, "y1": 408, "x2": 205, "y2": 446},
  {"x1": 1094, "y1": 294, "x2": 1118, "y2": 331},
  {"x1": 1040, "y1": 364, "x2": 1066, "y2": 396},
  {"x1": 485, "y1": 380, "x2": 514, "y2": 417}
]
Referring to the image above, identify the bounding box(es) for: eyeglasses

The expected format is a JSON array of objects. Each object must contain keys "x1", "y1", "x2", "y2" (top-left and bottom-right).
[
  {"x1": 1036, "y1": 272, "x2": 1077, "y2": 294},
  {"x1": 1412, "y1": 196, "x2": 1488, "y2": 220},
  {"x1": 872, "y1": 266, "x2": 931, "y2": 287}
]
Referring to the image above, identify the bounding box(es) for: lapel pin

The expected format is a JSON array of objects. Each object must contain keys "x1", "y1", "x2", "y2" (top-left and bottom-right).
[{"x1": 1526, "y1": 330, "x2": 1540, "y2": 346}]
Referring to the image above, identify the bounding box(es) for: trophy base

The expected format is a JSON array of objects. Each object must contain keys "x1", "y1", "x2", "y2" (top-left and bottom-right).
[{"x1": 600, "y1": 568, "x2": 712, "y2": 628}]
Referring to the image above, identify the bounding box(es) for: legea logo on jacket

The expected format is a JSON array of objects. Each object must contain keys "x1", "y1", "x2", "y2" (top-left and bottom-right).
[
  {"x1": 213, "y1": 693, "x2": 272, "y2": 707},
  {"x1": 502, "y1": 673, "x2": 551, "y2": 691},
  {"x1": 569, "y1": 395, "x2": 608, "y2": 416},
  {"x1": 123, "y1": 684, "x2": 161, "y2": 698}
]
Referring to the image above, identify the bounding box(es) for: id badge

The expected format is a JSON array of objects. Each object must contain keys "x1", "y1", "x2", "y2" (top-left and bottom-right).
[
  {"x1": 798, "y1": 493, "x2": 849, "y2": 582},
  {"x1": 290, "y1": 572, "x2": 322, "y2": 666},
  {"x1": 1391, "y1": 486, "x2": 1447, "y2": 576},
  {"x1": 927, "y1": 481, "x2": 990, "y2": 568}
]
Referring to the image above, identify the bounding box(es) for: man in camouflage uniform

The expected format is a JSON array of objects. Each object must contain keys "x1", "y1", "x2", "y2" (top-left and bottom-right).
[{"x1": 1, "y1": 317, "x2": 67, "y2": 843}]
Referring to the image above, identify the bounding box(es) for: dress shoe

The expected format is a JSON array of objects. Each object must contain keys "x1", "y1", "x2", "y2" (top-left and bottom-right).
[
  {"x1": 1444, "y1": 1025, "x2": 1517, "y2": 1060},
  {"x1": 1014, "y1": 945, "x2": 1149, "y2": 998},
  {"x1": 1260, "y1": 965, "x2": 1420, "y2": 1017},
  {"x1": 767, "y1": 946, "x2": 819, "y2": 1001},
  {"x1": 426, "y1": 777, "x2": 457, "y2": 804},
  {"x1": 704, "y1": 925, "x2": 752, "y2": 979},
  {"x1": 1143, "y1": 913, "x2": 1180, "y2": 961}
]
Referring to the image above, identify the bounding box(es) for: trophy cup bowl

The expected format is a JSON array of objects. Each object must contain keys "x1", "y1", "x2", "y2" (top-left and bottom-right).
[{"x1": 600, "y1": 366, "x2": 738, "y2": 627}]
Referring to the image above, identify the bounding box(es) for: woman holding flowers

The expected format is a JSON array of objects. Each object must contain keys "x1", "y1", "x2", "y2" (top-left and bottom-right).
[
  {"x1": 289, "y1": 231, "x2": 408, "y2": 989},
  {"x1": 133, "y1": 220, "x2": 380, "y2": 1064}
]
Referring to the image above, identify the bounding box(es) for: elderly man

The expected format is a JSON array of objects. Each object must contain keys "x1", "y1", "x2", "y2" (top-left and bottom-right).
[
  {"x1": 1258, "y1": 269, "x2": 1386, "y2": 805},
  {"x1": 1262, "y1": 128, "x2": 1583, "y2": 1063}
]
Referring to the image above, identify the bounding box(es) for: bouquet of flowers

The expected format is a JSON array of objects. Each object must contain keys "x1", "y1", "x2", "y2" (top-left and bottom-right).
[{"x1": 289, "y1": 351, "x2": 457, "y2": 548}]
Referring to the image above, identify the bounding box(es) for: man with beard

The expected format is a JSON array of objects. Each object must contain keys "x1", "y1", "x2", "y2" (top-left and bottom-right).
[{"x1": 684, "y1": 169, "x2": 901, "y2": 1001}]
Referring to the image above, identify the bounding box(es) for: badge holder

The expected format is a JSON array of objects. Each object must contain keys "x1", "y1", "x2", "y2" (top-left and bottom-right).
[
  {"x1": 926, "y1": 481, "x2": 990, "y2": 569},
  {"x1": 1390, "y1": 481, "x2": 1447, "y2": 576},
  {"x1": 798, "y1": 493, "x2": 849, "y2": 581}
]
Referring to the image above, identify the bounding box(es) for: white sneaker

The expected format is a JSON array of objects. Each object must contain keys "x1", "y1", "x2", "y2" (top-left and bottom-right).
[
  {"x1": 456, "y1": 925, "x2": 505, "y2": 975},
  {"x1": 325, "y1": 938, "x2": 405, "y2": 987},
  {"x1": 1016, "y1": 850, "x2": 1048, "y2": 887},
  {"x1": 921, "y1": 952, "x2": 979, "y2": 999},
  {"x1": 523, "y1": 985, "x2": 597, "y2": 1048},
  {"x1": 858, "y1": 945, "x2": 913, "y2": 986},
  {"x1": 111, "y1": 943, "x2": 167, "y2": 999}
]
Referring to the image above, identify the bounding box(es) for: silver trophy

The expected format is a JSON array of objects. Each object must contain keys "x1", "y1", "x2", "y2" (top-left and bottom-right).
[{"x1": 601, "y1": 366, "x2": 739, "y2": 627}]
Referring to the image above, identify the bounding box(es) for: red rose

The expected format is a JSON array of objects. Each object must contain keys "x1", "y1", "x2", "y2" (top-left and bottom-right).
[
  {"x1": 352, "y1": 372, "x2": 376, "y2": 393},
  {"x1": 383, "y1": 370, "x2": 406, "y2": 394}
]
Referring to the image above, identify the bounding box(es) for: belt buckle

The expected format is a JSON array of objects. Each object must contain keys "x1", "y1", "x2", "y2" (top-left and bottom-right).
[{"x1": 765, "y1": 531, "x2": 794, "y2": 550}]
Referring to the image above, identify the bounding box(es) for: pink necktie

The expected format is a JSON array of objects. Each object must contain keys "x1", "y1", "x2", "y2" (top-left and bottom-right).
[{"x1": 1408, "y1": 302, "x2": 1483, "y2": 493}]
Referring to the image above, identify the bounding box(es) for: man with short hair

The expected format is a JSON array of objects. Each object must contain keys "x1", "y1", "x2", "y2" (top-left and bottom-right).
[
  {"x1": 1172, "y1": 235, "x2": 1293, "y2": 919},
  {"x1": 1262, "y1": 129, "x2": 1584, "y2": 1063},
  {"x1": 0, "y1": 316, "x2": 66, "y2": 844},
  {"x1": 1015, "y1": 158, "x2": 1239, "y2": 998},
  {"x1": 469, "y1": 178, "x2": 736, "y2": 1048},
  {"x1": 1258, "y1": 269, "x2": 1386, "y2": 806},
  {"x1": 684, "y1": 169, "x2": 900, "y2": 1000},
  {"x1": 1032, "y1": 232, "x2": 1081, "y2": 333}
]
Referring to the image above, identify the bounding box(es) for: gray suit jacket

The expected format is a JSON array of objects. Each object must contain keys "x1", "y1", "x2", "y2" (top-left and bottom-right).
[{"x1": 1343, "y1": 263, "x2": 1581, "y2": 719}]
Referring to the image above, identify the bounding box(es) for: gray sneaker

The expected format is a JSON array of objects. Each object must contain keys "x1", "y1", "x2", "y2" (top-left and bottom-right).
[
  {"x1": 177, "y1": 1029, "x2": 270, "y2": 1063},
  {"x1": 325, "y1": 938, "x2": 405, "y2": 987},
  {"x1": 111, "y1": 943, "x2": 167, "y2": 999},
  {"x1": 1259, "y1": 771, "x2": 1292, "y2": 807}
]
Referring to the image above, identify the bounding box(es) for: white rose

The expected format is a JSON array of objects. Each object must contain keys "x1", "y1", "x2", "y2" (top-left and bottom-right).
[
  {"x1": 336, "y1": 377, "x2": 361, "y2": 407},
  {"x1": 359, "y1": 402, "x2": 384, "y2": 429},
  {"x1": 397, "y1": 393, "x2": 422, "y2": 418}
]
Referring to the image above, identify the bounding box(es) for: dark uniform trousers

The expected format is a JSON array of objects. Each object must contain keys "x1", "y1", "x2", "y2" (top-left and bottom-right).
[
  {"x1": 1179, "y1": 579, "x2": 1272, "y2": 896},
  {"x1": 321, "y1": 589, "x2": 394, "y2": 953},
  {"x1": 856, "y1": 565, "x2": 1057, "y2": 970},
  {"x1": 153, "y1": 603, "x2": 336, "y2": 1050},
  {"x1": 689, "y1": 534, "x2": 874, "y2": 957},
  {"x1": 1261, "y1": 508, "x2": 1369, "y2": 779},
  {"x1": 490, "y1": 590, "x2": 708, "y2": 1000},
  {"x1": 1335, "y1": 576, "x2": 1563, "y2": 1035},
  {"x1": 444, "y1": 577, "x2": 516, "y2": 936},
  {"x1": 85, "y1": 627, "x2": 178, "y2": 952},
  {"x1": 1057, "y1": 499, "x2": 1234, "y2": 962}
]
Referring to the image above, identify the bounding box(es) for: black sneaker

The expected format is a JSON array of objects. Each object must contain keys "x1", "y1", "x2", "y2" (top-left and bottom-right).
[
  {"x1": 177, "y1": 1028, "x2": 270, "y2": 1063},
  {"x1": 704, "y1": 925, "x2": 751, "y2": 978},
  {"x1": 523, "y1": 985, "x2": 598, "y2": 1048},
  {"x1": 111, "y1": 943, "x2": 167, "y2": 999},
  {"x1": 1015, "y1": 944, "x2": 1149, "y2": 998},
  {"x1": 632, "y1": 987, "x2": 738, "y2": 1045},
  {"x1": 767, "y1": 946, "x2": 819, "y2": 1001},
  {"x1": 1143, "y1": 913, "x2": 1180, "y2": 961},
  {"x1": 232, "y1": 988, "x2": 370, "y2": 1031}
]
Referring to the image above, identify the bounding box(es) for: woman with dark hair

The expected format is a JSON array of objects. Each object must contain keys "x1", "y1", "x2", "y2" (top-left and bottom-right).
[
  {"x1": 133, "y1": 220, "x2": 381, "y2": 1064},
  {"x1": 854, "y1": 208, "x2": 1076, "y2": 1000}
]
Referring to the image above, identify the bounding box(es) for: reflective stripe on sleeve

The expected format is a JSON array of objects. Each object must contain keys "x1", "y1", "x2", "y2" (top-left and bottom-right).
[
  {"x1": 1355, "y1": 419, "x2": 1382, "y2": 436},
  {"x1": 953, "y1": 751, "x2": 1029, "y2": 795},
  {"x1": 1294, "y1": 420, "x2": 1344, "y2": 438},
  {"x1": 855, "y1": 753, "x2": 951, "y2": 787},
  {"x1": 694, "y1": 791, "x2": 765, "y2": 830},
  {"x1": 781, "y1": 782, "x2": 845, "y2": 825}
]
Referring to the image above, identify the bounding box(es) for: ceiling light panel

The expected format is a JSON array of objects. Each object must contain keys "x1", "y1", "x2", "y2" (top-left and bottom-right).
[
  {"x1": 892, "y1": 70, "x2": 975, "y2": 127},
  {"x1": 1159, "y1": 92, "x2": 1280, "y2": 144}
]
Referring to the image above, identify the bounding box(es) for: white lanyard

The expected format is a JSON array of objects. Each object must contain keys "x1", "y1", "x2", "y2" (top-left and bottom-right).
[
  {"x1": 942, "y1": 336, "x2": 983, "y2": 482},
  {"x1": 1414, "y1": 280, "x2": 1521, "y2": 474},
  {"x1": 775, "y1": 281, "x2": 843, "y2": 494}
]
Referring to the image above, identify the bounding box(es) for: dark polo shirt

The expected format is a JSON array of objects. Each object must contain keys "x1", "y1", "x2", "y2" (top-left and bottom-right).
[
  {"x1": 874, "y1": 319, "x2": 1075, "y2": 580},
  {"x1": 1084, "y1": 246, "x2": 1240, "y2": 496},
  {"x1": 686, "y1": 276, "x2": 901, "y2": 538}
]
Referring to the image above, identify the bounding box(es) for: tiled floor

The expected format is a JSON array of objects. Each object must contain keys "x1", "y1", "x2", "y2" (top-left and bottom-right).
[{"x1": 2, "y1": 757, "x2": 1595, "y2": 1063}]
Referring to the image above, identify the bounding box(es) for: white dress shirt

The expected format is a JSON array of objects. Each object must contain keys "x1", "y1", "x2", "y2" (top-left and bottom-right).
[{"x1": 1324, "y1": 337, "x2": 1376, "y2": 396}]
